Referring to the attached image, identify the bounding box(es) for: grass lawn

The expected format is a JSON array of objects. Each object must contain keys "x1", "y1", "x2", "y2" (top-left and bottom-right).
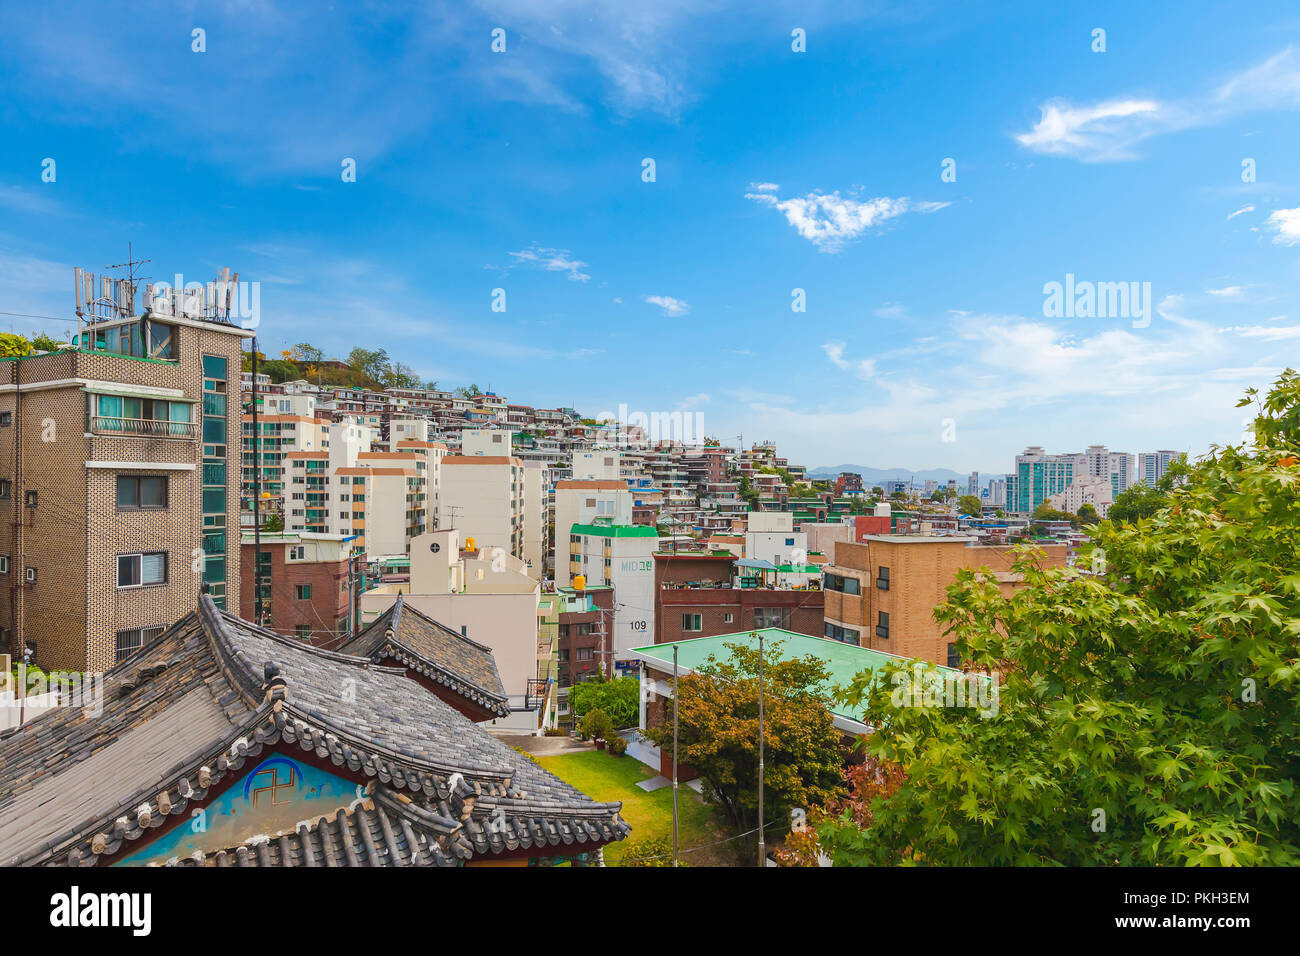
[{"x1": 536, "y1": 750, "x2": 741, "y2": 866}]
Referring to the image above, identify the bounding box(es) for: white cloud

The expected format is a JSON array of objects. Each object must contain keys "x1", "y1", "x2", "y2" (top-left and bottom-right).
[
  {"x1": 1265, "y1": 206, "x2": 1300, "y2": 246},
  {"x1": 1213, "y1": 46, "x2": 1300, "y2": 109},
  {"x1": 645, "y1": 294, "x2": 689, "y2": 316},
  {"x1": 748, "y1": 181, "x2": 779, "y2": 192},
  {"x1": 1013, "y1": 48, "x2": 1300, "y2": 163},
  {"x1": 746, "y1": 187, "x2": 948, "y2": 252},
  {"x1": 1207, "y1": 285, "x2": 1244, "y2": 297},
  {"x1": 1013, "y1": 98, "x2": 1165, "y2": 161},
  {"x1": 1218, "y1": 324, "x2": 1300, "y2": 342},
  {"x1": 1227, "y1": 204, "x2": 1255, "y2": 220},
  {"x1": 821, "y1": 341, "x2": 877, "y2": 380},
  {"x1": 507, "y1": 244, "x2": 591, "y2": 281}
]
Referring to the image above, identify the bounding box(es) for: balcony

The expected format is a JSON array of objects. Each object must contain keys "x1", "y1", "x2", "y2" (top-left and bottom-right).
[{"x1": 90, "y1": 416, "x2": 199, "y2": 439}]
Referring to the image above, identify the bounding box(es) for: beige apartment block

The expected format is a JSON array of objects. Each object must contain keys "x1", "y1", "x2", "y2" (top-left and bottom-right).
[
  {"x1": 358, "y1": 529, "x2": 543, "y2": 705},
  {"x1": 822, "y1": 536, "x2": 1068, "y2": 666},
  {"x1": 0, "y1": 318, "x2": 248, "y2": 673},
  {"x1": 438, "y1": 455, "x2": 526, "y2": 561}
]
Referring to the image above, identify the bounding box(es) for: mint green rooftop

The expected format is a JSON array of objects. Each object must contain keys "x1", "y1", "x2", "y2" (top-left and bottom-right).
[
  {"x1": 569, "y1": 522, "x2": 659, "y2": 538},
  {"x1": 631, "y1": 628, "x2": 961, "y2": 726}
]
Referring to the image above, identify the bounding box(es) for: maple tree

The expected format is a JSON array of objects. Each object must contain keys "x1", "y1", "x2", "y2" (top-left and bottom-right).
[
  {"x1": 642, "y1": 639, "x2": 847, "y2": 837},
  {"x1": 818, "y1": 371, "x2": 1300, "y2": 866}
]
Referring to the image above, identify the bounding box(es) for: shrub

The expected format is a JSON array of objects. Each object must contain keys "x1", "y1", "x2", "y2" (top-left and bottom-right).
[
  {"x1": 607, "y1": 735, "x2": 628, "y2": 756},
  {"x1": 621, "y1": 837, "x2": 686, "y2": 867},
  {"x1": 579, "y1": 708, "x2": 612, "y2": 741}
]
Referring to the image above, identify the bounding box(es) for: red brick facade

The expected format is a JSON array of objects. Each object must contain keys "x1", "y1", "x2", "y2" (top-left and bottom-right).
[{"x1": 240, "y1": 540, "x2": 350, "y2": 643}]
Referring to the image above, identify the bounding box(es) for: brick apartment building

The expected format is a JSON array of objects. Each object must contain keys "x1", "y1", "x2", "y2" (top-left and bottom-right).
[
  {"x1": 653, "y1": 551, "x2": 824, "y2": 645},
  {"x1": 240, "y1": 531, "x2": 355, "y2": 643},
  {"x1": 821, "y1": 535, "x2": 1068, "y2": 666},
  {"x1": 555, "y1": 584, "x2": 615, "y2": 686},
  {"x1": 0, "y1": 308, "x2": 248, "y2": 672}
]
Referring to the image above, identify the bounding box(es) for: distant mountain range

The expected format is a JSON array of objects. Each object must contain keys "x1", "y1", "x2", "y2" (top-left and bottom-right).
[{"x1": 807, "y1": 465, "x2": 981, "y2": 486}]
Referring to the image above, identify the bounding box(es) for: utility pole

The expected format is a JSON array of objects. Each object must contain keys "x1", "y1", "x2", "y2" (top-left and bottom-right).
[
  {"x1": 251, "y1": 336, "x2": 263, "y2": 625},
  {"x1": 756, "y1": 628, "x2": 765, "y2": 868},
  {"x1": 672, "y1": 641, "x2": 680, "y2": 868}
]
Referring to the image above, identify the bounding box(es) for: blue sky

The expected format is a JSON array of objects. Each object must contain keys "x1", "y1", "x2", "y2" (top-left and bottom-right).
[{"x1": 1, "y1": 0, "x2": 1298, "y2": 474}]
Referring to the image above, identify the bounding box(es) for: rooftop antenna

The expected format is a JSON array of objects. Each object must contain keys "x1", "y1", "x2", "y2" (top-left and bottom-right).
[{"x1": 104, "y1": 242, "x2": 151, "y2": 317}]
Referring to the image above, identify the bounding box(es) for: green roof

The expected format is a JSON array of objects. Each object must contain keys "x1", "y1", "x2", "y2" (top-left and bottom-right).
[
  {"x1": 776, "y1": 563, "x2": 820, "y2": 573},
  {"x1": 569, "y1": 522, "x2": 659, "y2": 538},
  {"x1": 631, "y1": 629, "x2": 962, "y2": 726}
]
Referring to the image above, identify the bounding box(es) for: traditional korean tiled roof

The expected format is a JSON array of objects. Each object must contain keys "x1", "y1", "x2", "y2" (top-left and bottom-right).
[
  {"x1": 338, "y1": 595, "x2": 510, "y2": 717},
  {"x1": 0, "y1": 595, "x2": 627, "y2": 867}
]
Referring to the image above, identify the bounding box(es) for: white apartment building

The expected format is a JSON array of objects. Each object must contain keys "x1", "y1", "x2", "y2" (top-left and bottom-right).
[
  {"x1": 553, "y1": 479, "x2": 634, "y2": 585},
  {"x1": 1138, "y1": 450, "x2": 1181, "y2": 488},
  {"x1": 1046, "y1": 474, "x2": 1114, "y2": 516},
  {"x1": 438, "y1": 453, "x2": 526, "y2": 560},
  {"x1": 567, "y1": 521, "x2": 660, "y2": 660},
  {"x1": 745, "y1": 511, "x2": 808, "y2": 567},
  {"x1": 522, "y1": 460, "x2": 549, "y2": 580},
  {"x1": 462, "y1": 427, "x2": 514, "y2": 457},
  {"x1": 572, "y1": 449, "x2": 622, "y2": 481}
]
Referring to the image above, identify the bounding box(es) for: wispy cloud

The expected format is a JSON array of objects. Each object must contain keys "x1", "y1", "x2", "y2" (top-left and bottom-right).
[
  {"x1": 1218, "y1": 324, "x2": 1300, "y2": 342},
  {"x1": 746, "y1": 185, "x2": 948, "y2": 252},
  {"x1": 1227, "y1": 204, "x2": 1255, "y2": 220},
  {"x1": 645, "y1": 294, "x2": 689, "y2": 316},
  {"x1": 1207, "y1": 285, "x2": 1245, "y2": 298},
  {"x1": 1014, "y1": 47, "x2": 1300, "y2": 161},
  {"x1": 1013, "y1": 98, "x2": 1166, "y2": 162},
  {"x1": 821, "y1": 341, "x2": 877, "y2": 380},
  {"x1": 506, "y1": 244, "x2": 591, "y2": 282}
]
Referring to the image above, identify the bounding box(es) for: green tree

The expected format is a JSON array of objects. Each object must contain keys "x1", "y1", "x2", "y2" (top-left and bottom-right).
[
  {"x1": 31, "y1": 332, "x2": 67, "y2": 352},
  {"x1": 1108, "y1": 484, "x2": 1166, "y2": 524},
  {"x1": 381, "y1": 360, "x2": 421, "y2": 390},
  {"x1": 642, "y1": 639, "x2": 847, "y2": 835},
  {"x1": 347, "y1": 347, "x2": 390, "y2": 383},
  {"x1": 294, "y1": 342, "x2": 324, "y2": 363},
  {"x1": 569, "y1": 675, "x2": 639, "y2": 728},
  {"x1": 958, "y1": 494, "x2": 984, "y2": 515},
  {"x1": 454, "y1": 384, "x2": 482, "y2": 399},
  {"x1": 1077, "y1": 503, "x2": 1099, "y2": 524},
  {"x1": 818, "y1": 370, "x2": 1300, "y2": 866}
]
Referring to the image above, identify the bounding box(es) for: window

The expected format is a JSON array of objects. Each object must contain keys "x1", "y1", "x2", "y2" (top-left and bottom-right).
[
  {"x1": 785, "y1": 537, "x2": 795, "y2": 546},
  {"x1": 116, "y1": 475, "x2": 168, "y2": 510},
  {"x1": 825, "y1": 622, "x2": 861, "y2": 645},
  {"x1": 0, "y1": 412, "x2": 10, "y2": 427},
  {"x1": 947, "y1": 644, "x2": 961, "y2": 668},
  {"x1": 296, "y1": 626, "x2": 311, "y2": 639},
  {"x1": 754, "y1": 607, "x2": 790, "y2": 629},
  {"x1": 682, "y1": 613, "x2": 702, "y2": 631},
  {"x1": 876, "y1": 566, "x2": 891, "y2": 590},
  {"x1": 295, "y1": 584, "x2": 312, "y2": 600},
  {"x1": 824, "y1": 573, "x2": 860, "y2": 595},
  {"x1": 723, "y1": 612, "x2": 734, "y2": 624},
  {"x1": 118, "y1": 552, "x2": 167, "y2": 588},
  {"x1": 576, "y1": 647, "x2": 594, "y2": 661},
  {"x1": 290, "y1": 546, "x2": 305, "y2": 560},
  {"x1": 876, "y1": 611, "x2": 890, "y2": 639},
  {"x1": 115, "y1": 626, "x2": 165, "y2": 663},
  {"x1": 0, "y1": 555, "x2": 8, "y2": 574},
  {"x1": 0, "y1": 480, "x2": 8, "y2": 500}
]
